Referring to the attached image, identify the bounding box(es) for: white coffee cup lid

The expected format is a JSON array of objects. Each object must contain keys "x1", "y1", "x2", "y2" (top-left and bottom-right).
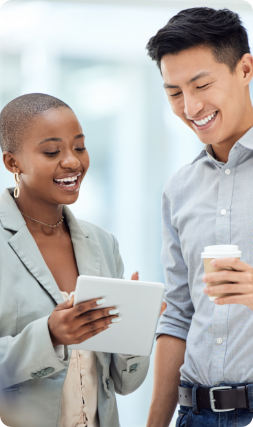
[{"x1": 201, "y1": 245, "x2": 241, "y2": 259}]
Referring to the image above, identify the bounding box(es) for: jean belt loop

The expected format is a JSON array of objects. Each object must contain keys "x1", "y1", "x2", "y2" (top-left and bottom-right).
[
  {"x1": 192, "y1": 384, "x2": 200, "y2": 414},
  {"x1": 246, "y1": 384, "x2": 253, "y2": 412}
]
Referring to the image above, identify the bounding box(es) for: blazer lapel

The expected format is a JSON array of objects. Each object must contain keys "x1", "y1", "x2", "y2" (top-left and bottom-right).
[
  {"x1": 0, "y1": 189, "x2": 101, "y2": 305},
  {"x1": 63, "y1": 205, "x2": 101, "y2": 278},
  {"x1": 8, "y1": 228, "x2": 64, "y2": 305},
  {"x1": 0, "y1": 189, "x2": 64, "y2": 305}
]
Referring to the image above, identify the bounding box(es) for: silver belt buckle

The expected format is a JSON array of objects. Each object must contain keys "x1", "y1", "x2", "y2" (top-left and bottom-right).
[{"x1": 209, "y1": 386, "x2": 235, "y2": 412}]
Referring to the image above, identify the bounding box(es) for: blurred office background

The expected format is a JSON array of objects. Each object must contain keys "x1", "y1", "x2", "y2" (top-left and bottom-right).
[{"x1": 0, "y1": 0, "x2": 252, "y2": 426}]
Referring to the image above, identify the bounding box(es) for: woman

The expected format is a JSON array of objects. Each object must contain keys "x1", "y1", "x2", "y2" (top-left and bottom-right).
[{"x1": 0, "y1": 93, "x2": 149, "y2": 427}]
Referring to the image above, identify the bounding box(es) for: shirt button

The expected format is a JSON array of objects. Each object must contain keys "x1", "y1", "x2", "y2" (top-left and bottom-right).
[
  {"x1": 217, "y1": 337, "x2": 223, "y2": 345},
  {"x1": 225, "y1": 169, "x2": 231, "y2": 175},
  {"x1": 79, "y1": 350, "x2": 84, "y2": 355},
  {"x1": 82, "y1": 407, "x2": 87, "y2": 413},
  {"x1": 221, "y1": 209, "x2": 227, "y2": 215},
  {"x1": 81, "y1": 369, "x2": 85, "y2": 376}
]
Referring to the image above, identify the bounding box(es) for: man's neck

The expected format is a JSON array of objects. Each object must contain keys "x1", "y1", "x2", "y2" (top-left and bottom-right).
[{"x1": 212, "y1": 124, "x2": 253, "y2": 163}]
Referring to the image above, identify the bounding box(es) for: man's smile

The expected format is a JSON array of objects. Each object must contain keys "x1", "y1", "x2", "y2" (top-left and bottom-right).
[{"x1": 191, "y1": 111, "x2": 218, "y2": 131}]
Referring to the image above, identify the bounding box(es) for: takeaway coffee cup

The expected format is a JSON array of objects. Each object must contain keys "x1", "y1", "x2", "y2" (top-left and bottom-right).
[{"x1": 201, "y1": 245, "x2": 242, "y2": 301}]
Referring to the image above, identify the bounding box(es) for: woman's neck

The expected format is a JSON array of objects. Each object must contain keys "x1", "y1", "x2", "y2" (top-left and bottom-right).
[{"x1": 15, "y1": 192, "x2": 65, "y2": 236}]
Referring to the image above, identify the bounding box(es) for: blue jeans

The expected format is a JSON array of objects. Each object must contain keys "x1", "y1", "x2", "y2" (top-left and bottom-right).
[{"x1": 176, "y1": 381, "x2": 253, "y2": 427}]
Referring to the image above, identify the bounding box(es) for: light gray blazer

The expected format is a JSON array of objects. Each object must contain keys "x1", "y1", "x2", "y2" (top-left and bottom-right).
[{"x1": 0, "y1": 188, "x2": 149, "y2": 427}]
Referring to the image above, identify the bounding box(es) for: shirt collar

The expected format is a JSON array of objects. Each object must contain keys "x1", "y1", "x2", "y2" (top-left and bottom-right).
[
  {"x1": 191, "y1": 125, "x2": 253, "y2": 166},
  {"x1": 236, "y1": 125, "x2": 253, "y2": 150}
]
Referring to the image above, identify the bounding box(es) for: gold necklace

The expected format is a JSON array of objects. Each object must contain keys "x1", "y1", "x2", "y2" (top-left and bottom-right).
[{"x1": 21, "y1": 212, "x2": 64, "y2": 228}]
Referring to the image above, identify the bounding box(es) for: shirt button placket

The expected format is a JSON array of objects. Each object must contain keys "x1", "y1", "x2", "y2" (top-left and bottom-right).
[{"x1": 213, "y1": 161, "x2": 236, "y2": 383}]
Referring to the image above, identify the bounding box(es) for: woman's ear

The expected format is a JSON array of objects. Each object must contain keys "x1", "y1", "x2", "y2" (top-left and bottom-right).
[{"x1": 3, "y1": 151, "x2": 21, "y2": 175}]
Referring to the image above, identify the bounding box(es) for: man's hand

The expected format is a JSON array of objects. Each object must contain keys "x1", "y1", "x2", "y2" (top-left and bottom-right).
[{"x1": 203, "y1": 257, "x2": 253, "y2": 310}]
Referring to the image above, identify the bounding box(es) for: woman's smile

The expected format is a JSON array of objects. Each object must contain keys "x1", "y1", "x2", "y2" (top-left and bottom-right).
[{"x1": 53, "y1": 172, "x2": 82, "y2": 192}]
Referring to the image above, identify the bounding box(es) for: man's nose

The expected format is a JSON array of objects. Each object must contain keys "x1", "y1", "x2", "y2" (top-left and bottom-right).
[
  {"x1": 60, "y1": 151, "x2": 81, "y2": 169},
  {"x1": 183, "y1": 93, "x2": 204, "y2": 119}
]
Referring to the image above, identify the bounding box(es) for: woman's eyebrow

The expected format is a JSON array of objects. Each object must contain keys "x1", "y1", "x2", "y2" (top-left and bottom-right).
[
  {"x1": 74, "y1": 133, "x2": 85, "y2": 140},
  {"x1": 39, "y1": 134, "x2": 85, "y2": 145},
  {"x1": 39, "y1": 137, "x2": 62, "y2": 145}
]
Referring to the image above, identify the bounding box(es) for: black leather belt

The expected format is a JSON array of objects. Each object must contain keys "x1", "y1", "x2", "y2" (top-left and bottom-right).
[{"x1": 178, "y1": 385, "x2": 249, "y2": 412}]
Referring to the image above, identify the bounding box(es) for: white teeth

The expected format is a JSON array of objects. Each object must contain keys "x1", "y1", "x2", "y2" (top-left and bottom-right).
[
  {"x1": 54, "y1": 175, "x2": 79, "y2": 183},
  {"x1": 60, "y1": 182, "x2": 76, "y2": 187},
  {"x1": 194, "y1": 112, "x2": 216, "y2": 126}
]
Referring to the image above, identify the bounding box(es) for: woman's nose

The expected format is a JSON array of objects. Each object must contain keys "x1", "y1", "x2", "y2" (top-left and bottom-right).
[{"x1": 60, "y1": 152, "x2": 81, "y2": 169}]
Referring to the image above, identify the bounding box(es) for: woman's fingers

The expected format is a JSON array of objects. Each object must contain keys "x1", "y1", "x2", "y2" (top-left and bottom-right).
[
  {"x1": 76, "y1": 326, "x2": 109, "y2": 344},
  {"x1": 48, "y1": 297, "x2": 105, "y2": 346},
  {"x1": 69, "y1": 315, "x2": 121, "y2": 345},
  {"x1": 131, "y1": 271, "x2": 139, "y2": 280},
  {"x1": 53, "y1": 297, "x2": 75, "y2": 312},
  {"x1": 160, "y1": 302, "x2": 167, "y2": 317},
  {"x1": 49, "y1": 296, "x2": 122, "y2": 346},
  {"x1": 71, "y1": 298, "x2": 106, "y2": 317},
  {"x1": 75, "y1": 307, "x2": 119, "y2": 327}
]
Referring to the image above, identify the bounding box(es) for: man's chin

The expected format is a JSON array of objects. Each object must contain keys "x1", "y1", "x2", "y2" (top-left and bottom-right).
[{"x1": 193, "y1": 128, "x2": 220, "y2": 146}]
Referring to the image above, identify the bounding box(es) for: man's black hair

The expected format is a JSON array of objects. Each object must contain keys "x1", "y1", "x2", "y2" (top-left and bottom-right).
[
  {"x1": 0, "y1": 93, "x2": 72, "y2": 154},
  {"x1": 146, "y1": 7, "x2": 250, "y2": 73}
]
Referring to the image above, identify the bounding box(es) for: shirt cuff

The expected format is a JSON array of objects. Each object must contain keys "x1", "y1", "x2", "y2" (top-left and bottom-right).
[{"x1": 54, "y1": 345, "x2": 65, "y2": 361}]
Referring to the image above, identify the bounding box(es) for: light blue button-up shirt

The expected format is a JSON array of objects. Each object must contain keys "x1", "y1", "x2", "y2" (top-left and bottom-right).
[{"x1": 157, "y1": 126, "x2": 253, "y2": 386}]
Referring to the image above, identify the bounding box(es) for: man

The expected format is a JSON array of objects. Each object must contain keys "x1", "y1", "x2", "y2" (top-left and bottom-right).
[{"x1": 146, "y1": 7, "x2": 253, "y2": 427}]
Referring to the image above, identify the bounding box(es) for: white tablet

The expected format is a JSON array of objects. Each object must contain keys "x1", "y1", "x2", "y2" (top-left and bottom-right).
[{"x1": 68, "y1": 275, "x2": 165, "y2": 356}]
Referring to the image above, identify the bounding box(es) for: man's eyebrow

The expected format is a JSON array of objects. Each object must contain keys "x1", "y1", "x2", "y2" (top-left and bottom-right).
[
  {"x1": 163, "y1": 72, "x2": 211, "y2": 89},
  {"x1": 188, "y1": 71, "x2": 211, "y2": 84},
  {"x1": 39, "y1": 134, "x2": 85, "y2": 145},
  {"x1": 163, "y1": 83, "x2": 180, "y2": 89}
]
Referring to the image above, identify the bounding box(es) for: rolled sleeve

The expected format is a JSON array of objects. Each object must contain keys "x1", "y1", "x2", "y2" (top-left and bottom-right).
[{"x1": 157, "y1": 185, "x2": 194, "y2": 341}]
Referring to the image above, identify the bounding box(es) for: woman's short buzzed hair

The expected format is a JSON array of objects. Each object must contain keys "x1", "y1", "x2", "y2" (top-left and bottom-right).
[
  {"x1": 0, "y1": 93, "x2": 72, "y2": 154},
  {"x1": 146, "y1": 7, "x2": 250, "y2": 73}
]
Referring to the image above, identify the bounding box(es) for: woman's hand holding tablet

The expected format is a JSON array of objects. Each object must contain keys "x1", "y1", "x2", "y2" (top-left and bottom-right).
[
  {"x1": 48, "y1": 272, "x2": 139, "y2": 347},
  {"x1": 69, "y1": 275, "x2": 165, "y2": 356},
  {"x1": 48, "y1": 296, "x2": 119, "y2": 346}
]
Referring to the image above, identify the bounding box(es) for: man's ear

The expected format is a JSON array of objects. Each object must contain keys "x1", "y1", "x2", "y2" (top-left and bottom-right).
[
  {"x1": 240, "y1": 53, "x2": 253, "y2": 86},
  {"x1": 3, "y1": 151, "x2": 21, "y2": 175}
]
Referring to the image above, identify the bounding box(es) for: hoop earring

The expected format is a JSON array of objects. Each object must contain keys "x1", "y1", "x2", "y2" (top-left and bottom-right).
[{"x1": 14, "y1": 173, "x2": 20, "y2": 198}]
